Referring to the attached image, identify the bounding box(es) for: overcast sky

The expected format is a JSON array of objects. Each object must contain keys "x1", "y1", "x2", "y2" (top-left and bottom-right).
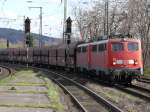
[{"x1": 0, "y1": 0, "x2": 95, "y2": 38}]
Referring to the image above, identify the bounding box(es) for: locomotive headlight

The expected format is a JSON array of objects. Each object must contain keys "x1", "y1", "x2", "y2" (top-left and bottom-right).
[
  {"x1": 128, "y1": 60, "x2": 134, "y2": 64},
  {"x1": 113, "y1": 60, "x2": 123, "y2": 65},
  {"x1": 113, "y1": 62, "x2": 116, "y2": 65}
]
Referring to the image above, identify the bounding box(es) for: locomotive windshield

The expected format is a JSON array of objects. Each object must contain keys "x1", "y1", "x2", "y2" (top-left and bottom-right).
[
  {"x1": 112, "y1": 43, "x2": 124, "y2": 51},
  {"x1": 128, "y1": 42, "x2": 138, "y2": 51}
]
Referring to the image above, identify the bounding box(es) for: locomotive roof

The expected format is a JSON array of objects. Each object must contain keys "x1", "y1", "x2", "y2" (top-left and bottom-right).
[
  {"x1": 78, "y1": 39, "x2": 108, "y2": 47},
  {"x1": 77, "y1": 38, "x2": 140, "y2": 47}
]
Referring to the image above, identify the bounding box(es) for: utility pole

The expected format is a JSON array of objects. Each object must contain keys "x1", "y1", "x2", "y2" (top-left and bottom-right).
[
  {"x1": 63, "y1": 0, "x2": 67, "y2": 43},
  {"x1": 23, "y1": 16, "x2": 26, "y2": 47},
  {"x1": 106, "y1": 0, "x2": 109, "y2": 36},
  {"x1": 104, "y1": 2, "x2": 106, "y2": 35},
  {"x1": 40, "y1": 7, "x2": 42, "y2": 47},
  {"x1": 104, "y1": 0, "x2": 109, "y2": 36},
  {"x1": 29, "y1": 7, "x2": 43, "y2": 47}
]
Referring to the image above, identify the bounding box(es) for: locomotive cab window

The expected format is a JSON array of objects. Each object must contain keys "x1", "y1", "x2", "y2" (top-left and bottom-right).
[
  {"x1": 112, "y1": 43, "x2": 123, "y2": 51},
  {"x1": 92, "y1": 45, "x2": 97, "y2": 52},
  {"x1": 77, "y1": 47, "x2": 81, "y2": 53},
  {"x1": 82, "y1": 46, "x2": 87, "y2": 53},
  {"x1": 99, "y1": 44, "x2": 106, "y2": 52},
  {"x1": 128, "y1": 42, "x2": 138, "y2": 51}
]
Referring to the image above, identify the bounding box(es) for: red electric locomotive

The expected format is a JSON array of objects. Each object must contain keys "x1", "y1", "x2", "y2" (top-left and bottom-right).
[
  {"x1": 76, "y1": 35, "x2": 143, "y2": 84},
  {"x1": 0, "y1": 35, "x2": 143, "y2": 84}
]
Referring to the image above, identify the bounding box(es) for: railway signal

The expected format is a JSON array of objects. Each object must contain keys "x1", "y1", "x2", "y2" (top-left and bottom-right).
[
  {"x1": 66, "y1": 17, "x2": 72, "y2": 34},
  {"x1": 24, "y1": 17, "x2": 31, "y2": 68},
  {"x1": 25, "y1": 17, "x2": 31, "y2": 33},
  {"x1": 65, "y1": 17, "x2": 72, "y2": 44},
  {"x1": 7, "y1": 40, "x2": 9, "y2": 48},
  {"x1": 65, "y1": 17, "x2": 72, "y2": 69},
  {"x1": 24, "y1": 17, "x2": 33, "y2": 47}
]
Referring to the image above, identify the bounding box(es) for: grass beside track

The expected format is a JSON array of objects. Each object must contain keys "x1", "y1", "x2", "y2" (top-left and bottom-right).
[
  {"x1": 144, "y1": 68, "x2": 150, "y2": 79},
  {"x1": 0, "y1": 69, "x2": 64, "y2": 111}
]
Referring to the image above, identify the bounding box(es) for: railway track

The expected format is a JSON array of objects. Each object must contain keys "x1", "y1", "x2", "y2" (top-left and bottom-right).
[
  {"x1": 48, "y1": 69, "x2": 150, "y2": 102},
  {"x1": 35, "y1": 68, "x2": 124, "y2": 112},
  {"x1": 36, "y1": 67, "x2": 150, "y2": 103},
  {"x1": 138, "y1": 78, "x2": 150, "y2": 84},
  {"x1": 114, "y1": 84, "x2": 150, "y2": 102},
  {"x1": 2, "y1": 63, "x2": 123, "y2": 112},
  {"x1": 0, "y1": 65, "x2": 12, "y2": 79},
  {"x1": 131, "y1": 84, "x2": 150, "y2": 93},
  {"x1": 47, "y1": 71, "x2": 124, "y2": 112},
  {"x1": 2, "y1": 63, "x2": 150, "y2": 111}
]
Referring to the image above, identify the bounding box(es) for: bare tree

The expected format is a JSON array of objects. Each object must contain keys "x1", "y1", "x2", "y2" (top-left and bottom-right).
[{"x1": 73, "y1": 0, "x2": 150, "y2": 67}]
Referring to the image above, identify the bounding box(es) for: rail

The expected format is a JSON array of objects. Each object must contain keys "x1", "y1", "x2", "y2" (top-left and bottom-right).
[
  {"x1": 137, "y1": 78, "x2": 150, "y2": 84},
  {"x1": 0, "y1": 65, "x2": 13, "y2": 78},
  {"x1": 18, "y1": 65, "x2": 124, "y2": 112},
  {"x1": 43, "y1": 69, "x2": 124, "y2": 112}
]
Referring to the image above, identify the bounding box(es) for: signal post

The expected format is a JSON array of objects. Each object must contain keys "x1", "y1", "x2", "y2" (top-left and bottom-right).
[
  {"x1": 24, "y1": 17, "x2": 31, "y2": 68},
  {"x1": 65, "y1": 17, "x2": 72, "y2": 69}
]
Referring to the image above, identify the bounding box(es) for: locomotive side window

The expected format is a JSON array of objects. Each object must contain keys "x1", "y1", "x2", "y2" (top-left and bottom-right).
[
  {"x1": 128, "y1": 42, "x2": 138, "y2": 51},
  {"x1": 98, "y1": 44, "x2": 106, "y2": 52},
  {"x1": 77, "y1": 47, "x2": 81, "y2": 53},
  {"x1": 82, "y1": 46, "x2": 86, "y2": 53},
  {"x1": 112, "y1": 43, "x2": 123, "y2": 51},
  {"x1": 92, "y1": 45, "x2": 97, "y2": 52}
]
